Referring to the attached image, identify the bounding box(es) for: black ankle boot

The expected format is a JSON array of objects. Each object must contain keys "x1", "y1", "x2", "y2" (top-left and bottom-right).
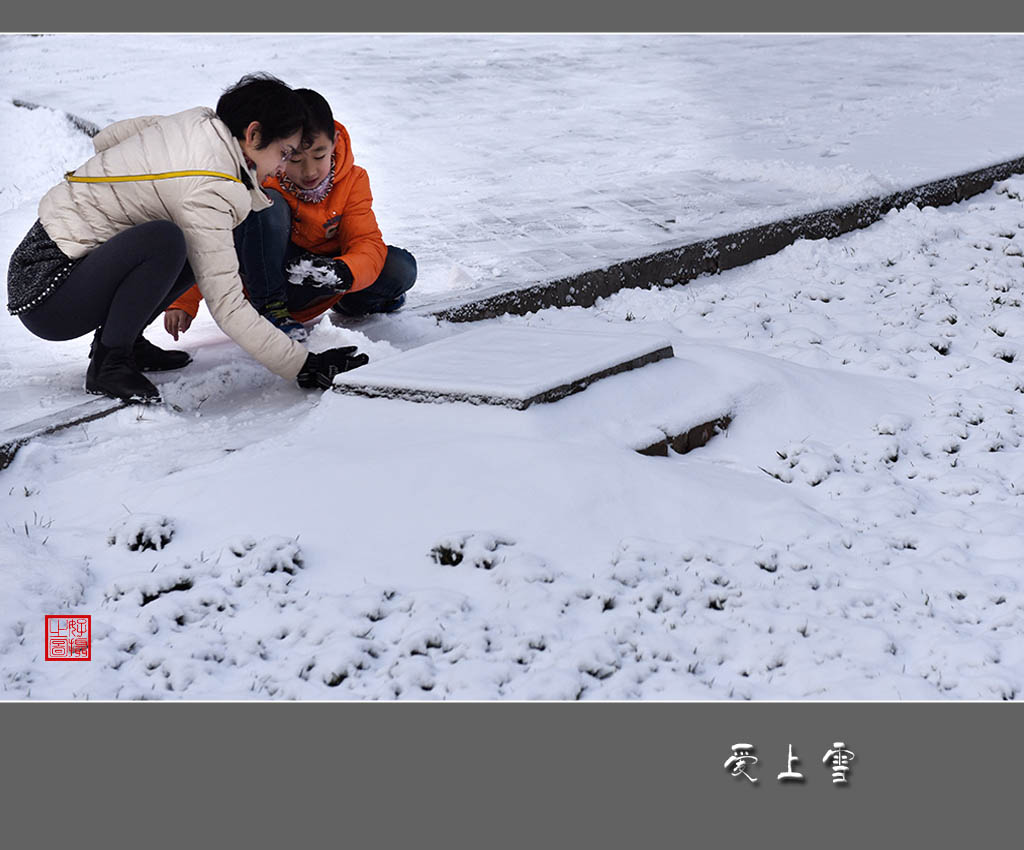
[
  {"x1": 86, "y1": 340, "x2": 161, "y2": 404},
  {"x1": 133, "y1": 334, "x2": 192, "y2": 372},
  {"x1": 86, "y1": 330, "x2": 106, "y2": 390}
]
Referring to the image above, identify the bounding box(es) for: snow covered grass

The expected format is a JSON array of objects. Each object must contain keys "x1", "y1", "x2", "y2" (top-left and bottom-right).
[{"x1": 5, "y1": 182, "x2": 1024, "y2": 700}]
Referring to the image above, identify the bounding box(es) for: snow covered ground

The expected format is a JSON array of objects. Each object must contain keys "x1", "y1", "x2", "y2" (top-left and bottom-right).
[{"x1": 2, "y1": 34, "x2": 1024, "y2": 699}]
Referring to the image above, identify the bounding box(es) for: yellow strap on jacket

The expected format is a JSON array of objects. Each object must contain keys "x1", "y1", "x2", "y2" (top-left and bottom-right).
[{"x1": 64, "y1": 169, "x2": 243, "y2": 184}]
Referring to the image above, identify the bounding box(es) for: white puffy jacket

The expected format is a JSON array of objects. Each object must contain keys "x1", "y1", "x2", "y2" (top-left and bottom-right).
[{"x1": 38, "y1": 106, "x2": 307, "y2": 380}]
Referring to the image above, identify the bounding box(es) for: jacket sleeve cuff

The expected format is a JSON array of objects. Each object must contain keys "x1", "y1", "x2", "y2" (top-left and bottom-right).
[{"x1": 167, "y1": 284, "x2": 203, "y2": 318}]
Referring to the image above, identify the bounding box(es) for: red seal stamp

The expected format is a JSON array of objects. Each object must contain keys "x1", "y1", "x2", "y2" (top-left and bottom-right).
[{"x1": 45, "y1": 615, "x2": 91, "y2": 660}]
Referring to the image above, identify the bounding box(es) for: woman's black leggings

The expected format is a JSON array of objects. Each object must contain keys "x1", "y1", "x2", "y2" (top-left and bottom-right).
[{"x1": 19, "y1": 220, "x2": 196, "y2": 350}]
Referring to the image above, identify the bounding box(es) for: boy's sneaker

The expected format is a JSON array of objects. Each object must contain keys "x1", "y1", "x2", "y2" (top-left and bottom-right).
[
  {"x1": 331, "y1": 293, "x2": 406, "y2": 319},
  {"x1": 330, "y1": 300, "x2": 358, "y2": 318},
  {"x1": 260, "y1": 300, "x2": 308, "y2": 341},
  {"x1": 380, "y1": 293, "x2": 407, "y2": 314}
]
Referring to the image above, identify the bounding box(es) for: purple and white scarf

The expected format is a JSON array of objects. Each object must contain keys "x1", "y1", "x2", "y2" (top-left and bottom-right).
[{"x1": 280, "y1": 153, "x2": 336, "y2": 203}]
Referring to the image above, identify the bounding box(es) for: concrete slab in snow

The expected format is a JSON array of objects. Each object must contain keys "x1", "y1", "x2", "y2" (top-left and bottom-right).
[{"x1": 332, "y1": 326, "x2": 675, "y2": 409}]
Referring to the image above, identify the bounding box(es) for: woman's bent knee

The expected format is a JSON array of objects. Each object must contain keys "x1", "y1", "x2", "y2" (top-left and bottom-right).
[{"x1": 137, "y1": 220, "x2": 188, "y2": 261}]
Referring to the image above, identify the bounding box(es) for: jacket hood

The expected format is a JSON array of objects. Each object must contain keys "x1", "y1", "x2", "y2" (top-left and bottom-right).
[{"x1": 331, "y1": 120, "x2": 355, "y2": 179}]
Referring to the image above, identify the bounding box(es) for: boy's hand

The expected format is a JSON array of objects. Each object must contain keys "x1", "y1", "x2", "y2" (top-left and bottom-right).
[
  {"x1": 164, "y1": 309, "x2": 193, "y2": 341},
  {"x1": 286, "y1": 253, "x2": 354, "y2": 292}
]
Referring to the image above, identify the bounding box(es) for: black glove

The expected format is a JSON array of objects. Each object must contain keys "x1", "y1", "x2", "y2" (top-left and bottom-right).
[
  {"x1": 286, "y1": 252, "x2": 354, "y2": 293},
  {"x1": 296, "y1": 347, "x2": 369, "y2": 389}
]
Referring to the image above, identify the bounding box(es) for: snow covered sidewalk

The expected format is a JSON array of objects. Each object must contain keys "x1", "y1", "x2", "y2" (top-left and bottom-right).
[{"x1": 5, "y1": 35, "x2": 1024, "y2": 298}]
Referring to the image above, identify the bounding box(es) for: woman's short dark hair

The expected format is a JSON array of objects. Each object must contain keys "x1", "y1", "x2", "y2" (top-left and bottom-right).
[
  {"x1": 216, "y1": 73, "x2": 307, "y2": 149},
  {"x1": 295, "y1": 89, "x2": 336, "y2": 147}
]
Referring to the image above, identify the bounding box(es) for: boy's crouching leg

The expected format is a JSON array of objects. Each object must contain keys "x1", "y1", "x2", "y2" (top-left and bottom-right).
[{"x1": 332, "y1": 246, "x2": 417, "y2": 317}]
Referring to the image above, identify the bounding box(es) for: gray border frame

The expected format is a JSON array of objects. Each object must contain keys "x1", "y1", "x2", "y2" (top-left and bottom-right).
[
  {"x1": 4, "y1": 703, "x2": 1019, "y2": 844},
  {"x1": 6, "y1": 3, "x2": 1024, "y2": 32}
]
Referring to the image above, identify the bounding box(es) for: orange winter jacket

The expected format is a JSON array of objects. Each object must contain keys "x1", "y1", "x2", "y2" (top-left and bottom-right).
[{"x1": 168, "y1": 121, "x2": 387, "y2": 323}]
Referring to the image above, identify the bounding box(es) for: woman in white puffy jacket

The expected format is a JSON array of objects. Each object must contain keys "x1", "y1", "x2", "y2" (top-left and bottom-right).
[{"x1": 6, "y1": 73, "x2": 368, "y2": 403}]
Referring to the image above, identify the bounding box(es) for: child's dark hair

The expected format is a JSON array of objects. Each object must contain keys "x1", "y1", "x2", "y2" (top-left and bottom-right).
[
  {"x1": 217, "y1": 73, "x2": 307, "y2": 149},
  {"x1": 295, "y1": 89, "x2": 336, "y2": 147}
]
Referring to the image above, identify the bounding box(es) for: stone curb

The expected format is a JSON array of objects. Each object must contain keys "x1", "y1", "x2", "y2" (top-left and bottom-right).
[
  {"x1": 12, "y1": 98, "x2": 101, "y2": 137},
  {"x1": 423, "y1": 156, "x2": 1024, "y2": 323}
]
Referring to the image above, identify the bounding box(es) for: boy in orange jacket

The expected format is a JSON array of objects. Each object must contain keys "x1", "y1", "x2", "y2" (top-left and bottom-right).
[{"x1": 165, "y1": 88, "x2": 416, "y2": 343}]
